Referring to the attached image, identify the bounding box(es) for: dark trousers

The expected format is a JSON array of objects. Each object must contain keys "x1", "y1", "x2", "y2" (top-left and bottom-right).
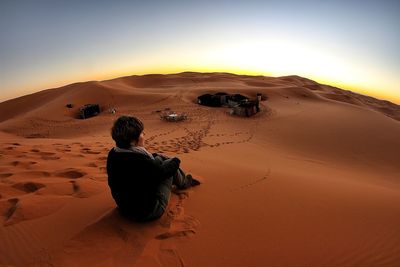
[{"x1": 143, "y1": 156, "x2": 188, "y2": 221}]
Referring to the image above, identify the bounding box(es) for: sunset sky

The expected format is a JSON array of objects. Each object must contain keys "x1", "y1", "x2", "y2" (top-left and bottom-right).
[{"x1": 1, "y1": 0, "x2": 399, "y2": 103}]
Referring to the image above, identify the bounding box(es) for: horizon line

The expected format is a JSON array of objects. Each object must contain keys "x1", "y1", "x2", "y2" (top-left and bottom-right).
[{"x1": 1, "y1": 70, "x2": 399, "y2": 106}]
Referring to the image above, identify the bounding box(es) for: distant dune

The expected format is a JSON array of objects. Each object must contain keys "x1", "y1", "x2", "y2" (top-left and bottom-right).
[
  {"x1": 1, "y1": 72, "x2": 399, "y2": 126},
  {"x1": 1, "y1": 72, "x2": 400, "y2": 266}
]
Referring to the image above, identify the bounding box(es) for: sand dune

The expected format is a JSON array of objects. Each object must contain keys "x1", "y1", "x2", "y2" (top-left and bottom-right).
[{"x1": 0, "y1": 72, "x2": 400, "y2": 266}]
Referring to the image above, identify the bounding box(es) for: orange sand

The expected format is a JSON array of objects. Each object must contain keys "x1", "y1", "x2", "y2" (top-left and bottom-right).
[{"x1": 0, "y1": 72, "x2": 400, "y2": 266}]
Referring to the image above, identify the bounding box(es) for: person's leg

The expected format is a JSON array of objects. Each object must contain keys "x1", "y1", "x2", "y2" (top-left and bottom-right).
[
  {"x1": 158, "y1": 157, "x2": 200, "y2": 190},
  {"x1": 156, "y1": 175, "x2": 173, "y2": 213},
  {"x1": 171, "y1": 162, "x2": 200, "y2": 189},
  {"x1": 143, "y1": 176, "x2": 173, "y2": 221},
  {"x1": 173, "y1": 167, "x2": 189, "y2": 189},
  {"x1": 158, "y1": 158, "x2": 192, "y2": 189},
  {"x1": 155, "y1": 156, "x2": 188, "y2": 188}
]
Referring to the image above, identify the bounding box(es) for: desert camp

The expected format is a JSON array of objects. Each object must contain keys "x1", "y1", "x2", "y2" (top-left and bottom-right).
[{"x1": 197, "y1": 92, "x2": 261, "y2": 117}]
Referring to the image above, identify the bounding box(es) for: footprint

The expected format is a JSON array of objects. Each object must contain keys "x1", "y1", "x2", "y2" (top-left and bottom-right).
[
  {"x1": 3, "y1": 196, "x2": 68, "y2": 226},
  {"x1": 82, "y1": 150, "x2": 101, "y2": 155},
  {"x1": 22, "y1": 171, "x2": 51, "y2": 178},
  {"x1": 0, "y1": 173, "x2": 13, "y2": 178},
  {"x1": 70, "y1": 181, "x2": 80, "y2": 194},
  {"x1": 11, "y1": 161, "x2": 20, "y2": 166},
  {"x1": 10, "y1": 160, "x2": 37, "y2": 168},
  {"x1": 39, "y1": 151, "x2": 56, "y2": 157},
  {"x1": 155, "y1": 229, "x2": 196, "y2": 240},
  {"x1": 86, "y1": 162, "x2": 98, "y2": 168},
  {"x1": 12, "y1": 182, "x2": 45, "y2": 193},
  {"x1": 54, "y1": 169, "x2": 86, "y2": 179},
  {"x1": 70, "y1": 153, "x2": 85, "y2": 158},
  {"x1": 42, "y1": 155, "x2": 60, "y2": 160},
  {"x1": 3, "y1": 198, "x2": 19, "y2": 222}
]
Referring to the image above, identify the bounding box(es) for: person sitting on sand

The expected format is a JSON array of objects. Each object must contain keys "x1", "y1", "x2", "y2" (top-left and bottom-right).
[{"x1": 107, "y1": 115, "x2": 200, "y2": 221}]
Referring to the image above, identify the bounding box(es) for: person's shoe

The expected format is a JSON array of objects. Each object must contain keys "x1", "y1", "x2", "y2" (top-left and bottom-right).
[{"x1": 186, "y1": 174, "x2": 201, "y2": 187}]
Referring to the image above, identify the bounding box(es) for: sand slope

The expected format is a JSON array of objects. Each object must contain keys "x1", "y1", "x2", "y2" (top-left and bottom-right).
[{"x1": 0, "y1": 72, "x2": 399, "y2": 266}]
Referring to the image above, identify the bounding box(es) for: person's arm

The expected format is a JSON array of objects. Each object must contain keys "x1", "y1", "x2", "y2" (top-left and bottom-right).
[
  {"x1": 152, "y1": 152, "x2": 170, "y2": 160},
  {"x1": 141, "y1": 156, "x2": 180, "y2": 182}
]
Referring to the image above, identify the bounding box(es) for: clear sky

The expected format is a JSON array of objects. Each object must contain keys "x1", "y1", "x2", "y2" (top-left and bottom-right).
[{"x1": 1, "y1": 0, "x2": 399, "y2": 103}]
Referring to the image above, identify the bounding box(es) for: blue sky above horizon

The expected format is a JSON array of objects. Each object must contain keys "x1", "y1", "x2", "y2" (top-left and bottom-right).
[{"x1": 0, "y1": 0, "x2": 399, "y2": 103}]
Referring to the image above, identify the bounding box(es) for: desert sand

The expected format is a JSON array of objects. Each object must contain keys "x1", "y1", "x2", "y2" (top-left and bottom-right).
[{"x1": 0, "y1": 72, "x2": 399, "y2": 266}]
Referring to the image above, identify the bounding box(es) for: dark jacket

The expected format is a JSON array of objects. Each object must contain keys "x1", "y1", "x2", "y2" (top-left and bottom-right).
[{"x1": 106, "y1": 148, "x2": 180, "y2": 220}]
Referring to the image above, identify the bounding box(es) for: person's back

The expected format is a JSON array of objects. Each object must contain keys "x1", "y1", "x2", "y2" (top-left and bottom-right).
[
  {"x1": 106, "y1": 116, "x2": 199, "y2": 221},
  {"x1": 107, "y1": 147, "x2": 180, "y2": 220}
]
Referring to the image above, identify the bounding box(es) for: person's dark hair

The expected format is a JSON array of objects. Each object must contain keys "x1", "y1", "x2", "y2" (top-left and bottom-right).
[{"x1": 111, "y1": 116, "x2": 144, "y2": 148}]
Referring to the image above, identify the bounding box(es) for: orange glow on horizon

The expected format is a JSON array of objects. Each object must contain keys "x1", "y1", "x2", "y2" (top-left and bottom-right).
[{"x1": 2, "y1": 66, "x2": 399, "y2": 105}]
